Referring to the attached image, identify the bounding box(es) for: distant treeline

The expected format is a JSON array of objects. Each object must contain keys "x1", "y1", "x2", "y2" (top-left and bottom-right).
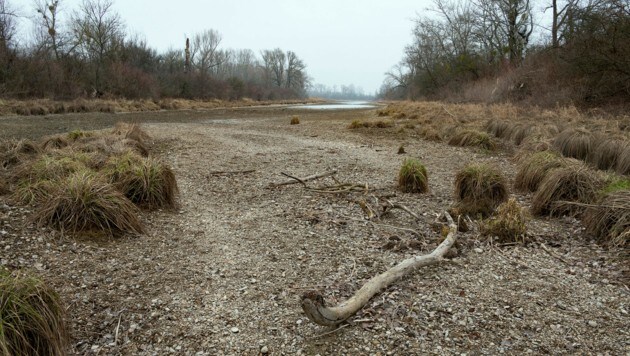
[
  {"x1": 380, "y1": 0, "x2": 630, "y2": 107},
  {"x1": 0, "y1": 0, "x2": 310, "y2": 100},
  {"x1": 308, "y1": 83, "x2": 374, "y2": 101}
]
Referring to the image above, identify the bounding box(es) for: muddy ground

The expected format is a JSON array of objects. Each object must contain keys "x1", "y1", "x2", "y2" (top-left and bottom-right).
[{"x1": 0, "y1": 105, "x2": 628, "y2": 355}]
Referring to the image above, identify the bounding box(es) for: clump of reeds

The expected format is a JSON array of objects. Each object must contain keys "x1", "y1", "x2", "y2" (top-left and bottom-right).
[
  {"x1": 398, "y1": 158, "x2": 428, "y2": 193},
  {"x1": 583, "y1": 189, "x2": 629, "y2": 247},
  {"x1": 104, "y1": 152, "x2": 179, "y2": 210},
  {"x1": 0, "y1": 268, "x2": 68, "y2": 356},
  {"x1": 448, "y1": 130, "x2": 496, "y2": 150},
  {"x1": 35, "y1": 170, "x2": 144, "y2": 235},
  {"x1": 348, "y1": 120, "x2": 368, "y2": 129},
  {"x1": 588, "y1": 139, "x2": 627, "y2": 171},
  {"x1": 454, "y1": 163, "x2": 508, "y2": 217},
  {"x1": 514, "y1": 151, "x2": 566, "y2": 192},
  {"x1": 290, "y1": 116, "x2": 300, "y2": 125},
  {"x1": 531, "y1": 162, "x2": 604, "y2": 217},
  {"x1": 552, "y1": 128, "x2": 597, "y2": 160},
  {"x1": 485, "y1": 119, "x2": 510, "y2": 138},
  {"x1": 616, "y1": 145, "x2": 630, "y2": 175},
  {"x1": 480, "y1": 198, "x2": 527, "y2": 243}
]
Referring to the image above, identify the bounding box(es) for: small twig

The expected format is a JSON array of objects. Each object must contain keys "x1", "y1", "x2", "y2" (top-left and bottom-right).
[
  {"x1": 270, "y1": 170, "x2": 338, "y2": 187},
  {"x1": 208, "y1": 169, "x2": 256, "y2": 175},
  {"x1": 309, "y1": 323, "x2": 351, "y2": 339},
  {"x1": 540, "y1": 243, "x2": 572, "y2": 265},
  {"x1": 441, "y1": 105, "x2": 457, "y2": 120},
  {"x1": 281, "y1": 172, "x2": 307, "y2": 187},
  {"x1": 384, "y1": 199, "x2": 421, "y2": 221},
  {"x1": 114, "y1": 312, "x2": 123, "y2": 346}
]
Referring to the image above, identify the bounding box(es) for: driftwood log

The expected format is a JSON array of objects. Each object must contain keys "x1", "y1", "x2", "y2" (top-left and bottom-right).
[{"x1": 301, "y1": 212, "x2": 458, "y2": 327}]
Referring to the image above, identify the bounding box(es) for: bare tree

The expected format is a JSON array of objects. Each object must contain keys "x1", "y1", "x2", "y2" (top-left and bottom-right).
[
  {"x1": 34, "y1": 0, "x2": 64, "y2": 60},
  {"x1": 474, "y1": 0, "x2": 534, "y2": 64},
  {"x1": 285, "y1": 51, "x2": 306, "y2": 89},
  {"x1": 191, "y1": 29, "x2": 229, "y2": 76},
  {"x1": 71, "y1": 0, "x2": 124, "y2": 91},
  {"x1": 261, "y1": 48, "x2": 286, "y2": 87}
]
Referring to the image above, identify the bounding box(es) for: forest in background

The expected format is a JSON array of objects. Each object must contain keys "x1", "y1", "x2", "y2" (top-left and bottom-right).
[
  {"x1": 0, "y1": 0, "x2": 310, "y2": 101},
  {"x1": 380, "y1": 0, "x2": 629, "y2": 108}
]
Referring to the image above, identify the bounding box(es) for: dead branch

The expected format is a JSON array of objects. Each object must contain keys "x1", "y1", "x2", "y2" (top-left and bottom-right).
[
  {"x1": 270, "y1": 170, "x2": 338, "y2": 187},
  {"x1": 540, "y1": 243, "x2": 572, "y2": 265},
  {"x1": 383, "y1": 199, "x2": 421, "y2": 221},
  {"x1": 208, "y1": 169, "x2": 256, "y2": 175},
  {"x1": 310, "y1": 183, "x2": 369, "y2": 194},
  {"x1": 301, "y1": 212, "x2": 458, "y2": 327}
]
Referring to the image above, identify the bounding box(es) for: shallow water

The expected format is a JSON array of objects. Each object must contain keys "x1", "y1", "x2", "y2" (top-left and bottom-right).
[{"x1": 295, "y1": 101, "x2": 376, "y2": 110}]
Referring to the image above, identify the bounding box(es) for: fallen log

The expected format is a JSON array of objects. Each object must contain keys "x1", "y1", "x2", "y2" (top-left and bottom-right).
[{"x1": 301, "y1": 212, "x2": 458, "y2": 327}]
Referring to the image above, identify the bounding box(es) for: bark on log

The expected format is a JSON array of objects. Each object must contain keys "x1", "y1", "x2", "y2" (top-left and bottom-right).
[{"x1": 301, "y1": 212, "x2": 458, "y2": 327}]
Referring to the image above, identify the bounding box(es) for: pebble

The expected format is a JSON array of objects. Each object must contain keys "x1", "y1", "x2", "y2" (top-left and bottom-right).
[
  {"x1": 587, "y1": 321, "x2": 597, "y2": 327},
  {"x1": 230, "y1": 327, "x2": 239, "y2": 333},
  {"x1": 261, "y1": 346, "x2": 269, "y2": 354},
  {"x1": 474, "y1": 248, "x2": 483, "y2": 253}
]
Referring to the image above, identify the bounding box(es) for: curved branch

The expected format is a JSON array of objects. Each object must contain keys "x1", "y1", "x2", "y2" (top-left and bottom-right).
[{"x1": 301, "y1": 212, "x2": 458, "y2": 326}]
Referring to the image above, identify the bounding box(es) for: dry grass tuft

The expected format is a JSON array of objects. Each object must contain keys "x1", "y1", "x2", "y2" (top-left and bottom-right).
[
  {"x1": 398, "y1": 158, "x2": 428, "y2": 193},
  {"x1": 374, "y1": 120, "x2": 394, "y2": 128},
  {"x1": 104, "y1": 152, "x2": 179, "y2": 210},
  {"x1": 290, "y1": 116, "x2": 300, "y2": 125},
  {"x1": 531, "y1": 162, "x2": 604, "y2": 217},
  {"x1": 41, "y1": 136, "x2": 69, "y2": 151},
  {"x1": 348, "y1": 120, "x2": 368, "y2": 129},
  {"x1": 616, "y1": 145, "x2": 630, "y2": 175},
  {"x1": 35, "y1": 170, "x2": 144, "y2": 235},
  {"x1": 0, "y1": 178, "x2": 9, "y2": 195},
  {"x1": 448, "y1": 130, "x2": 496, "y2": 150},
  {"x1": 0, "y1": 268, "x2": 68, "y2": 356},
  {"x1": 584, "y1": 190, "x2": 630, "y2": 247},
  {"x1": 588, "y1": 139, "x2": 627, "y2": 171},
  {"x1": 480, "y1": 198, "x2": 527, "y2": 243},
  {"x1": 552, "y1": 128, "x2": 597, "y2": 160},
  {"x1": 485, "y1": 119, "x2": 510, "y2": 138},
  {"x1": 0, "y1": 139, "x2": 40, "y2": 169},
  {"x1": 514, "y1": 151, "x2": 566, "y2": 192},
  {"x1": 112, "y1": 122, "x2": 150, "y2": 145},
  {"x1": 454, "y1": 163, "x2": 508, "y2": 217},
  {"x1": 397, "y1": 145, "x2": 405, "y2": 154}
]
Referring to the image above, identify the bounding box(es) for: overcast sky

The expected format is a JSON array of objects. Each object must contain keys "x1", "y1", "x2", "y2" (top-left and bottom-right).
[{"x1": 17, "y1": 0, "x2": 434, "y2": 94}]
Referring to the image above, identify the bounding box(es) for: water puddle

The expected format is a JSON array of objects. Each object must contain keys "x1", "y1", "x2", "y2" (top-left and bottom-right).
[{"x1": 294, "y1": 101, "x2": 376, "y2": 110}]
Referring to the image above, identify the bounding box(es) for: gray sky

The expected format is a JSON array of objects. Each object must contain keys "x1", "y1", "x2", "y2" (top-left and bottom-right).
[{"x1": 18, "y1": 0, "x2": 433, "y2": 94}]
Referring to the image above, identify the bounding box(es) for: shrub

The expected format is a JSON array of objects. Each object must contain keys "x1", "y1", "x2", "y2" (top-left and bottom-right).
[
  {"x1": 0, "y1": 269, "x2": 68, "y2": 356},
  {"x1": 104, "y1": 153, "x2": 178, "y2": 210},
  {"x1": 290, "y1": 116, "x2": 300, "y2": 125},
  {"x1": 552, "y1": 128, "x2": 597, "y2": 160},
  {"x1": 454, "y1": 163, "x2": 508, "y2": 217},
  {"x1": 480, "y1": 198, "x2": 527, "y2": 243},
  {"x1": 398, "y1": 158, "x2": 428, "y2": 193},
  {"x1": 588, "y1": 139, "x2": 627, "y2": 171},
  {"x1": 531, "y1": 162, "x2": 604, "y2": 217},
  {"x1": 35, "y1": 170, "x2": 144, "y2": 235},
  {"x1": 448, "y1": 130, "x2": 496, "y2": 150},
  {"x1": 583, "y1": 190, "x2": 629, "y2": 247},
  {"x1": 514, "y1": 151, "x2": 566, "y2": 192}
]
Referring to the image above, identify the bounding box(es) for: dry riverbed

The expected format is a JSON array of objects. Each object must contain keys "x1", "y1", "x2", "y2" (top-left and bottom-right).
[{"x1": 0, "y1": 106, "x2": 628, "y2": 355}]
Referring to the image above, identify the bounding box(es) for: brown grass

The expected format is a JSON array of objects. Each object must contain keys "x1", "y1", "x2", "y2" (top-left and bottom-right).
[
  {"x1": 448, "y1": 130, "x2": 496, "y2": 150},
  {"x1": 485, "y1": 119, "x2": 510, "y2": 138},
  {"x1": 35, "y1": 170, "x2": 144, "y2": 235},
  {"x1": 41, "y1": 136, "x2": 69, "y2": 151},
  {"x1": 584, "y1": 190, "x2": 630, "y2": 247},
  {"x1": 398, "y1": 158, "x2": 428, "y2": 193},
  {"x1": 616, "y1": 145, "x2": 630, "y2": 175},
  {"x1": 552, "y1": 128, "x2": 598, "y2": 160},
  {"x1": 104, "y1": 152, "x2": 179, "y2": 210},
  {"x1": 480, "y1": 198, "x2": 527, "y2": 243},
  {"x1": 0, "y1": 139, "x2": 40, "y2": 169},
  {"x1": 0, "y1": 269, "x2": 68, "y2": 356},
  {"x1": 514, "y1": 151, "x2": 566, "y2": 192},
  {"x1": 454, "y1": 163, "x2": 508, "y2": 217},
  {"x1": 531, "y1": 162, "x2": 604, "y2": 217},
  {"x1": 588, "y1": 139, "x2": 627, "y2": 171},
  {"x1": 112, "y1": 122, "x2": 150, "y2": 145}
]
